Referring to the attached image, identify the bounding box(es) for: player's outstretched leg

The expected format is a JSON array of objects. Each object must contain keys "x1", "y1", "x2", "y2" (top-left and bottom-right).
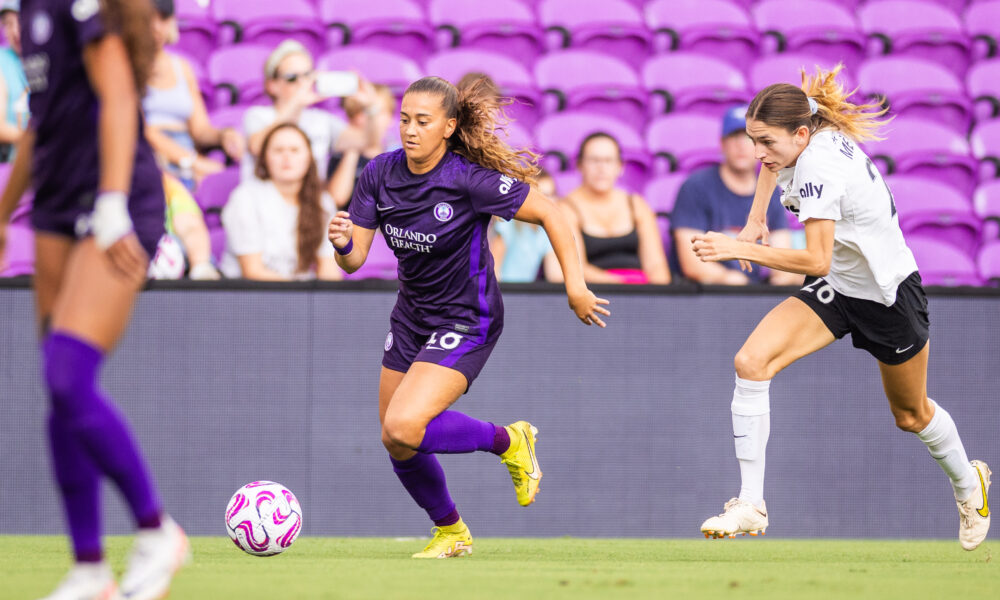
[
  {"x1": 499, "y1": 421, "x2": 542, "y2": 507},
  {"x1": 390, "y1": 452, "x2": 473, "y2": 559}
]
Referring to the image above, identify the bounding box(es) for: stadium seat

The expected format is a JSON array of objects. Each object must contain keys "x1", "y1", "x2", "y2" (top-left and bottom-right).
[
  {"x1": 643, "y1": 173, "x2": 687, "y2": 216},
  {"x1": 644, "y1": 0, "x2": 759, "y2": 71},
  {"x1": 212, "y1": 0, "x2": 325, "y2": 58},
  {"x1": 974, "y1": 180, "x2": 1000, "y2": 240},
  {"x1": 646, "y1": 114, "x2": 722, "y2": 175},
  {"x1": 207, "y1": 106, "x2": 249, "y2": 140},
  {"x1": 908, "y1": 235, "x2": 981, "y2": 286},
  {"x1": 195, "y1": 167, "x2": 241, "y2": 262},
  {"x1": 538, "y1": 0, "x2": 653, "y2": 63},
  {"x1": 858, "y1": 57, "x2": 973, "y2": 135},
  {"x1": 641, "y1": 53, "x2": 750, "y2": 117},
  {"x1": 535, "y1": 112, "x2": 650, "y2": 193},
  {"x1": 551, "y1": 170, "x2": 581, "y2": 196},
  {"x1": 427, "y1": 0, "x2": 545, "y2": 66},
  {"x1": 207, "y1": 45, "x2": 274, "y2": 107},
  {"x1": 345, "y1": 231, "x2": 398, "y2": 280},
  {"x1": 967, "y1": 59, "x2": 1000, "y2": 124},
  {"x1": 317, "y1": 47, "x2": 423, "y2": 97},
  {"x1": 319, "y1": 0, "x2": 435, "y2": 62},
  {"x1": 425, "y1": 49, "x2": 542, "y2": 127},
  {"x1": 970, "y1": 120, "x2": 1000, "y2": 181},
  {"x1": 858, "y1": 0, "x2": 972, "y2": 75},
  {"x1": 964, "y1": 0, "x2": 1000, "y2": 62},
  {"x1": 887, "y1": 175, "x2": 982, "y2": 255},
  {"x1": 174, "y1": 0, "x2": 218, "y2": 58},
  {"x1": 534, "y1": 50, "x2": 648, "y2": 130},
  {"x1": 748, "y1": 53, "x2": 855, "y2": 92},
  {"x1": 865, "y1": 117, "x2": 978, "y2": 196},
  {"x1": 498, "y1": 121, "x2": 536, "y2": 152},
  {"x1": 976, "y1": 240, "x2": 1000, "y2": 284},
  {"x1": 751, "y1": 0, "x2": 865, "y2": 71},
  {"x1": 0, "y1": 223, "x2": 33, "y2": 277}
]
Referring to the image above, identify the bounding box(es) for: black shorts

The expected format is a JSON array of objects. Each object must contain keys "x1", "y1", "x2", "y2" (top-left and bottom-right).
[{"x1": 794, "y1": 272, "x2": 929, "y2": 365}]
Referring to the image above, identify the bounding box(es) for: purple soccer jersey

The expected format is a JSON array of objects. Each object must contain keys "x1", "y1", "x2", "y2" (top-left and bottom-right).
[
  {"x1": 20, "y1": 0, "x2": 164, "y2": 255},
  {"x1": 351, "y1": 149, "x2": 530, "y2": 342}
]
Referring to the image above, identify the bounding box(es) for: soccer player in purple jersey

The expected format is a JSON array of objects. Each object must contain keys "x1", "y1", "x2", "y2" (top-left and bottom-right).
[
  {"x1": 328, "y1": 76, "x2": 611, "y2": 558},
  {"x1": 0, "y1": 1, "x2": 188, "y2": 598}
]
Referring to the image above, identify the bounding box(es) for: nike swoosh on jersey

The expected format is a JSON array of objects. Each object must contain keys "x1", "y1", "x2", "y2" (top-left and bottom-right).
[
  {"x1": 376, "y1": 205, "x2": 395, "y2": 212},
  {"x1": 977, "y1": 467, "x2": 990, "y2": 518},
  {"x1": 522, "y1": 431, "x2": 540, "y2": 481},
  {"x1": 895, "y1": 344, "x2": 914, "y2": 354}
]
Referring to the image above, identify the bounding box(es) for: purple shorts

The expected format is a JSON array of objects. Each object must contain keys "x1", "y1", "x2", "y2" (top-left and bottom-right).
[
  {"x1": 382, "y1": 312, "x2": 500, "y2": 388},
  {"x1": 31, "y1": 191, "x2": 165, "y2": 258}
]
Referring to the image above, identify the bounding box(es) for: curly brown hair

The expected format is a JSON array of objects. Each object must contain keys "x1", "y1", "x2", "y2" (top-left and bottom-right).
[
  {"x1": 405, "y1": 76, "x2": 539, "y2": 183},
  {"x1": 101, "y1": 0, "x2": 157, "y2": 92},
  {"x1": 254, "y1": 124, "x2": 328, "y2": 275}
]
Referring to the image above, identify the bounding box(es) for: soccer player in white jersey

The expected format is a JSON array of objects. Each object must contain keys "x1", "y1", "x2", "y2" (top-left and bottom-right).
[{"x1": 690, "y1": 66, "x2": 990, "y2": 550}]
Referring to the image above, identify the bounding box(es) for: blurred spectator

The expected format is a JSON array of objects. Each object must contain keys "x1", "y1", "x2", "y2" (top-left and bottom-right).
[
  {"x1": 671, "y1": 105, "x2": 802, "y2": 286},
  {"x1": 326, "y1": 84, "x2": 396, "y2": 209},
  {"x1": 561, "y1": 133, "x2": 670, "y2": 285},
  {"x1": 144, "y1": 0, "x2": 244, "y2": 188},
  {"x1": 162, "y1": 173, "x2": 220, "y2": 280},
  {"x1": 221, "y1": 123, "x2": 342, "y2": 281},
  {"x1": 242, "y1": 40, "x2": 378, "y2": 182},
  {"x1": 491, "y1": 170, "x2": 561, "y2": 283},
  {"x1": 0, "y1": 0, "x2": 27, "y2": 163}
]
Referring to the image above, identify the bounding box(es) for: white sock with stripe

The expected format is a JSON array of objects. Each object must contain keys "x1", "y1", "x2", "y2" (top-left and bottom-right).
[
  {"x1": 732, "y1": 375, "x2": 770, "y2": 510},
  {"x1": 916, "y1": 399, "x2": 978, "y2": 501}
]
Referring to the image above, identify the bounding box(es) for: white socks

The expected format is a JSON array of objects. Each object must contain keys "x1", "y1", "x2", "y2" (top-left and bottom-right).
[
  {"x1": 732, "y1": 375, "x2": 771, "y2": 509},
  {"x1": 916, "y1": 399, "x2": 978, "y2": 501}
]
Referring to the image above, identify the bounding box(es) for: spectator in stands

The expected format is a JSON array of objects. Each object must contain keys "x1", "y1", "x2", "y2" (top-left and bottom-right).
[
  {"x1": 221, "y1": 123, "x2": 342, "y2": 281},
  {"x1": 144, "y1": 0, "x2": 244, "y2": 188},
  {"x1": 491, "y1": 169, "x2": 561, "y2": 282},
  {"x1": 242, "y1": 40, "x2": 378, "y2": 182},
  {"x1": 162, "y1": 173, "x2": 220, "y2": 280},
  {"x1": 0, "y1": 0, "x2": 27, "y2": 163},
  {"x1": 672, "y1": 105, "x2": 802, "y2": 286},
  {"x1": 327, "y1": 84, "x2": 397, "y2": 209},
  {"x1": 561, "y1": 133, "x2": 671, "y2": 284}
]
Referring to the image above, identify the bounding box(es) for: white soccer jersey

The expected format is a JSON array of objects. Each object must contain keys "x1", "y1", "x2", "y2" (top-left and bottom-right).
[{"x1": 776, "y1": 129, "x2": 918, "y2": 305}]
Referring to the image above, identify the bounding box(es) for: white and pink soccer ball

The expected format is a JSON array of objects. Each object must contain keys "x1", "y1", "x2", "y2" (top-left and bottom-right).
[{"x1": 225, "y1": 481, "x2": 303, "y2": 556}]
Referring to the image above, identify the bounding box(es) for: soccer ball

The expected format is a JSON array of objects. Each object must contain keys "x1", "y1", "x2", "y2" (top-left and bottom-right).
[{"x1": 225, "y1": 481, "x2": 303, "y2": 556}]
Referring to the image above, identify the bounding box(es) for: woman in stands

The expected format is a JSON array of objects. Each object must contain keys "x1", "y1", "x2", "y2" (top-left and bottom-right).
[
  {"x1": 0, "y1": 1, "x2": 188, "y2": 598},
  {"x1": 562, "y1": 133, "x2": 670, "y2": 285},
  {"x1": 691, "y1": 66, "x2": 990, "y2": 550},
  {"x1": 328, "y1": 76, "x2": 609, "y2": 558}
]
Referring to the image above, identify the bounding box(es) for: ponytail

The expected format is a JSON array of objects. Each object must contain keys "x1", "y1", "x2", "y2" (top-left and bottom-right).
[{"x1": 101, "y1": 0, "x2": 157, "y2": 92}]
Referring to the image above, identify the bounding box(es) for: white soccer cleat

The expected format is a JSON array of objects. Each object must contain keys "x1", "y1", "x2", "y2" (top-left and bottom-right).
[
  {"x1": 701, "y1": 498, "x2": 768, "y2": 539},
  {"x1": 957, "y1": 460, "x2": 991, "y2": 551},
  {"x1": 38, "y1": 562, "x2": 122, "y2": 600},
  {"x1": 120, "y1": 515, "x2": 191, "y2": 600}
]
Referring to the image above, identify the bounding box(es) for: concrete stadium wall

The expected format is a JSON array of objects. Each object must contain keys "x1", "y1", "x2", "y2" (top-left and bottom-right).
[{"x1": 2, "y1": 283, "x2": 998, "y2": 539}]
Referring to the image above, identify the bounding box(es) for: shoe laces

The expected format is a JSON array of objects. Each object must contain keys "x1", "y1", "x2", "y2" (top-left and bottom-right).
[{"x1": 722, "y1": 498, "x2": 741, "y2": 514}]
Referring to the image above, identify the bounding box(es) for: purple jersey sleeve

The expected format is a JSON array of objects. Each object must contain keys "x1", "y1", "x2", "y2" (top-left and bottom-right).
[
  {"x1": 349, "y1": 158, "x2": 379, "y2": 230},
  {"x1": 465, "y1": 163, "x2": 530, "y2": 220},
  {"x1": 69, "y1": 0, "x2": 108, "y2": 47}
]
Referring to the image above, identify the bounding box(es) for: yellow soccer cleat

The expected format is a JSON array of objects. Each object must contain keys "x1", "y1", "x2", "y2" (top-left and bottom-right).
[
  {"x1": 500, "y1": 421, "x2": 542, "y2": 507},
  {"x1": 411, "y1": 519, "x2": 474, "y2": 559}
]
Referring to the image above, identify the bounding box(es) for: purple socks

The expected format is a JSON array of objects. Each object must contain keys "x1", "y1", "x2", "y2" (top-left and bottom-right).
[
  {"x1": 417, "y1": 410, "x2": 510, "y2": 455},
  {"x1": 43, "y1": 332, "x2": 163, "y2": 562},
  {"x1": 391, "y1": 453, "x2": 459, "y2": 526}
]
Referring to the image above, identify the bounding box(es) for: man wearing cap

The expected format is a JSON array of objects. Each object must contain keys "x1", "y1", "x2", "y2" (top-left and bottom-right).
[
  {"x1": 0, "y1": 0, "x2": 27, "y2": 162},
  {"x1": 671, "y1": 105, "x2": 801, "y2": 285}
]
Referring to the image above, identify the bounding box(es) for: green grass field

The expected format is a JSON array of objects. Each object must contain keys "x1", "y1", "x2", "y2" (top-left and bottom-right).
[{"x1": 3, "y1": 536, "x2": 996, "y2": 599}]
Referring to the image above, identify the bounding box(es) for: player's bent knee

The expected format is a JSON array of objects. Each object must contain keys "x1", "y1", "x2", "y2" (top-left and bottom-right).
[
  {"x1": 891, "y1": 408, "x2": 924, "y2": 433},
  {"x1": 381, "y1": 416, "x2": 423, "y2": 450},
  {"x1": 734, "y1": 349, "x2": 770, "y2": 381}
]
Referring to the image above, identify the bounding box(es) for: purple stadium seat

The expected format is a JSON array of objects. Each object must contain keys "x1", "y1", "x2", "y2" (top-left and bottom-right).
[
  {"x1": 534, "y1": 50, "x2": 648, "y2": 130},
  {"x1": 427, "y1": 0, "x2": 545, "y2": 66},
  {"x1": 535, "y1": 112, "x2": 650, "y2": 193},
  {"x1": 207, "y1": 45, "x2": 273, "y2": 107},
  {"x1": 970, "y1": 120, "x2": 1000, "y2": 181},
  {"x1": 644, "y1": 0, "x2": 759, "y2": 71},
  {"x1": 551, "y1": 170, "x2": 581, "y2": 196},
  {"x1": 174, "y1": 0, "x2": 217, "y2": 58},
  {"x1": 497, "y1": 121, "x2": 535, "y2": 153},
  {"x1": 207, "y1": 106, "x2": 248, "y2": 133},
  {"x1": 858, "y1": 57, "x2": 972, "y2": 135},
  {"x1": 317, "y1": 48, "x2": 423, "y2": 97},
  {"x1": 858, "y1": 0, "x2": 972, "y2": 75},
  {"x1": 908, "y1": 235, "x2": 981, "y2": 286},
  {"x1": 195, "y1": 167, "x2": 240, "y2": 215},
  {"x1": 977, "y1": 241, "x2": 1000, "y2": 283},
  {"x1": 748, "y1": 53, "x2": 856, "y2": 92},
  {"x1": 967, "y1": 59, "x2": 1000, "y2": 124},
  {"x1": 752, "y1": 0, "x2": 865, "y2": 70},
  {"x1": 538, "y1": 0, "x2": 653, "y2": 63},
  {"x1": 974, "y1": 180, "x2": 1000, "y2": 240},
  {"x1": 887, "y1": 175, "x2": 982, "y2": 255},
  {"x1": 964, "y1": 0, "x2": 1000, "y2": 61},
  {"x1": 0, "y1": 223, "x2": 33, "y2": 277},
  {"x1": 643, "y1": 173, "x2": 687, "y2": 216},
  {"x1": 425, "y1": 49, "x2": 541, "y2": 127},
  {"x1": 319, "y1": 0, "x2": 434, "y2": 62},
  {"x1": 646, "y1": 114, "x2": 722, "y2": 175},
  {"x1": 345, "y1": 231, "x2": 398, "y2": 280},
  {"x1": 213, "y1": 0, "x2": 324, "y2": 57},
  {"x1": 641, "y1": 53, "x2": 750, "y2": 117},
  {"x1": 865, "y1": 117, "x2": 978, "y2": 196}
]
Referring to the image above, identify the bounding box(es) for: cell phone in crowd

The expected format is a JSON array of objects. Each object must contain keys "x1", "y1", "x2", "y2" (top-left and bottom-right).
[{"x1": 315, "y1": 71, "x2": 360, "y2": 97}]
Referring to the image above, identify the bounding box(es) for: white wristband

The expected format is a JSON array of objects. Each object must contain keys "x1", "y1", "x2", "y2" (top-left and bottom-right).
[{"x1": 91, "y1": 191, "x2": 133, "y2": 250}]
